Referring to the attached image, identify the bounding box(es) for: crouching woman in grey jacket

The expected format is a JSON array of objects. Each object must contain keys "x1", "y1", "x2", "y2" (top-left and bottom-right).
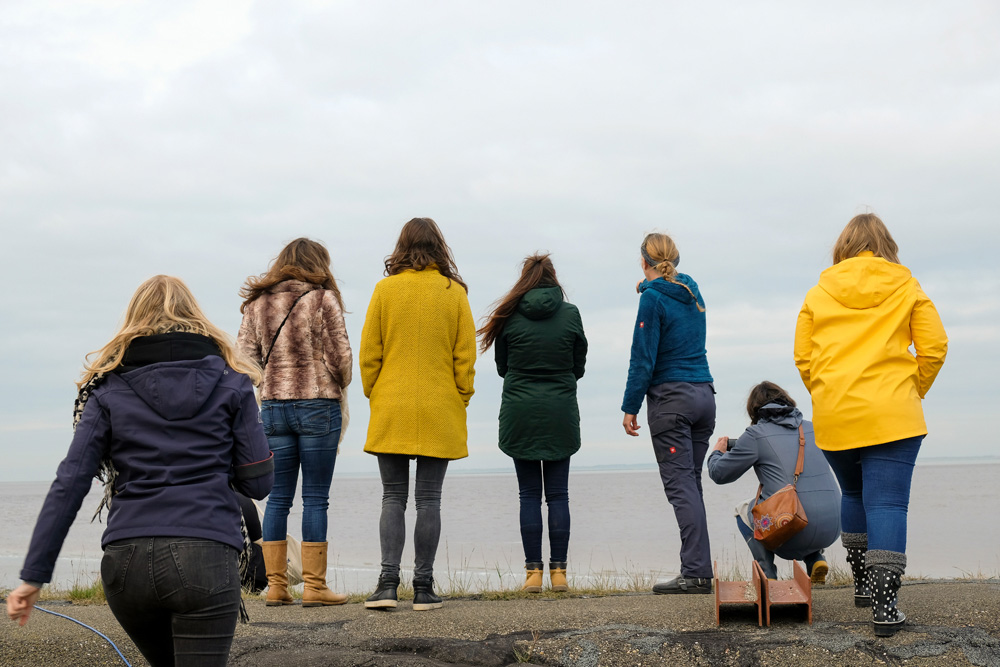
[{"x1": 708, "y1": 381, "x2": 840, "y2": 581}]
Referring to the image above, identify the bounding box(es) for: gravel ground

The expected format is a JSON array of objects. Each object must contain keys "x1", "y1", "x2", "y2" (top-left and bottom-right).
[{"x1": 3, "y1": 581, "x2": 999, "y2": 666}]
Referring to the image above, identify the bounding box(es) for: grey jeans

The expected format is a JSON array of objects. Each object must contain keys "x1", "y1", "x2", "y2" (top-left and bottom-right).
[
  {"x1": 647, "y1": 381, "x2": 716, "y2": 579},
  {"x1": 377, "y1": 454, "x2": 449, "y2": 580}
]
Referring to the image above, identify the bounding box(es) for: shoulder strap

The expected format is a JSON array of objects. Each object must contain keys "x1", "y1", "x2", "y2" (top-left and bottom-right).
[
  {"x1": 262, "y1": 291, "x2": 310, "y2": 368},
  {"x1": 792, "y1": 424, "x2": 805, "y2": 486}
]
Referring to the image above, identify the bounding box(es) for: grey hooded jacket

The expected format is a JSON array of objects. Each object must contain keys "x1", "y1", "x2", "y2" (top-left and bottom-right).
[{"x1": 707, "y1": 403, "x2": 841, "y2": 558}]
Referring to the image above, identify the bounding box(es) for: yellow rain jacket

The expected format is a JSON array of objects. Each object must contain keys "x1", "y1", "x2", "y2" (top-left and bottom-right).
[
  {"x1": 794, "y1": 252, "x2": 947, "y2": 451},
  {"x1": 360, "y1": 266, "x2": 476, "y2": 460}
]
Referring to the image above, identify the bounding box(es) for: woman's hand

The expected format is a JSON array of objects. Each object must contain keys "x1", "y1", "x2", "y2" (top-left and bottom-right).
[
  {"x1": 7, "y1": 583, "x2": 41, "y2": 627},
  {"x1": 713, "y1": 436, "x2": 729, "y2": 453},
  {"x1": 623, "y1": 414, "x2": 641, "y2": 436}
]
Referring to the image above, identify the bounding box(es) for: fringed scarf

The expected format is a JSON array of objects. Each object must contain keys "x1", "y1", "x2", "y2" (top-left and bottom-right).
[{"x1": 76, "y1": 372, "x2": 253, "y2": 623}]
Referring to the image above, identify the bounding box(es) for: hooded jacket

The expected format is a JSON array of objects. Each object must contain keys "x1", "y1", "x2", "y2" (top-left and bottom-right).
[
  {"x1": 621, "y1": 274, "x2": 713, "y2": 415},
  {"x1": 707, "y1": 404, "x2": 841, "y2": 558},
  {"x1": 495, "y1": 285, "x2": 588, "y2": 461},
  {"x1": 21, "y1": 333, "x2": 273, "y2": 584},
  {"x1": 794, "y1": 252, "x2": 948, "y2": 451}
]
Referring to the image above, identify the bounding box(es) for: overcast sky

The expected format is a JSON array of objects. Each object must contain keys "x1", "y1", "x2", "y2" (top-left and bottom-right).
[{"x1": 2, "y1": 1, "x2": 998, "y2": 482}]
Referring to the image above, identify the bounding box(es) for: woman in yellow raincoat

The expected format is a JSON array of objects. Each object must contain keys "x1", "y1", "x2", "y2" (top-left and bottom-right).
[{"x1": 794, "y1": 213, "x2": 947, "y2": 637}]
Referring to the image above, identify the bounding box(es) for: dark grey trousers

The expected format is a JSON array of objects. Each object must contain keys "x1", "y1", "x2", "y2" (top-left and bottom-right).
[
  {"x1": 377, "y1": 454, "x2": 449, "y2": 580},
  {"x1": 646, "y1": 381, "x2": 716, "y2": 579}
]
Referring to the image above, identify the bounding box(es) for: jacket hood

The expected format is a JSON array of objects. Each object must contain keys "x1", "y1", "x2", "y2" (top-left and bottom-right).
[
  {"x1": 818, "y1": 253, "x2": 912, "y2": 309},
  {"x1": 517, "y1": 286, "x2": 563, "y2": 320},
  {"x1": 639, "y1": 273, "x2": 702, "y2": 305},
  {"x1": 756, "y1": 403, "x2": 803, "y2": 429},
  {"x1": 117, "y1": 333, "x2": 227, "y2": 421}
]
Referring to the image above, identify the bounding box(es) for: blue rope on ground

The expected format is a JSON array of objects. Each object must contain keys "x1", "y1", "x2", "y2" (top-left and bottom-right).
[{"x1": 34, "y1": 605, "x2": 132, "y2": 667}]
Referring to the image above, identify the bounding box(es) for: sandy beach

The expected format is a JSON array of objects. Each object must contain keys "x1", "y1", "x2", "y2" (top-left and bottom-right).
[{"x1": 3, "y1": 580, "x2": 999, "y2": 666}]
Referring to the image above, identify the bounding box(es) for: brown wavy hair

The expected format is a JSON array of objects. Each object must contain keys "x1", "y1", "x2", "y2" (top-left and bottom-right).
[
  {"x1": 832, "y1": 213, "x2": 900, "y2": 265},
  {"x1": 81, "y1": 275, "x2": 262, "y2": 388},
  {"x1": 746, "y1": 381, "x2": 796, "y2": 425},
  {"x1": 478, "y1": 253, "x2": 563, "y2": 352},
  {"x1": 240, "y1": 238, "x2": 345, "y2": 313},
  {"x1": 642, "y1": 233, "x2": 704, "y2": 313},
  {"x1": 384, "y1": 218, "x2": 467, "y2": 292}
]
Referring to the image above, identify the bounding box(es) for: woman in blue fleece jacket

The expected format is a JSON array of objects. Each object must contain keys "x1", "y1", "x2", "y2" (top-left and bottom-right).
[
  {"x1": 622, "y1": 233, "x2": 715, "y2": 594},
  {"x1": 7, "y1": 276, "x2": 273, "y2": 667}
]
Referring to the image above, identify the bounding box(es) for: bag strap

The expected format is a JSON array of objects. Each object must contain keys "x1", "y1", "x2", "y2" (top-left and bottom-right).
[
  {"x1": 262, "y1": 291, "x2": 310, "y2": 368},
  {"x1": 753, "y1": 424, "x2": 807, "y2": 503}
]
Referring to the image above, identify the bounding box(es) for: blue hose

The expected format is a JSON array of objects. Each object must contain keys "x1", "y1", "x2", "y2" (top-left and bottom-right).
[{"x1": 34, "y1": 605, "x2": 132, "y2": 666}]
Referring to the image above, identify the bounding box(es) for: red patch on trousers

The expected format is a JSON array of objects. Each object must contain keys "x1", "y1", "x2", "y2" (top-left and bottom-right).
[
  {"x1": 669, "y1": 447, "x2": 676, "y2": 454},
  {"x1": 639, "y1": 322, "x2": 644, "y2": 328}
]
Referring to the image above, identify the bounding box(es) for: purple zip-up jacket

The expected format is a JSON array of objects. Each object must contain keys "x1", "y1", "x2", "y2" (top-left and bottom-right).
[{"x1": 21, "y1": 333, "x2": 273, "y2": 584}]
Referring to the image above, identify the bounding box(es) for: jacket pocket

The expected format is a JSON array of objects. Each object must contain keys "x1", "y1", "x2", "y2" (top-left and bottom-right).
[
  {"x1": 169, "y1": 541, "x2": 235, "y2": 595},
  {"x1": 100, "y1": 544, "x2": 135, "y2": 598}
]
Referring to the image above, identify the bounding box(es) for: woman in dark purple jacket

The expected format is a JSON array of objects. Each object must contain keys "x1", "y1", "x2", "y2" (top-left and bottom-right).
[{"x1": 6, "y1": 275, "x2": 273, "y2": 667}]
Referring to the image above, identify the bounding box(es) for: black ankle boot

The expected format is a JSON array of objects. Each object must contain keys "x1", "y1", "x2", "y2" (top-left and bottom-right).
[
  {"x1": 412, "y1": 577, "x2": 443, "y2": 611},
  {"x1": 870, "y1": 566, "x2": 906, "y2": 637},
  {"x1": 364, "y1": 574, "x2": 400, "y2": 609},
  {"x1": 846, "y1": 547, "x2": 871, "y2": 608}
]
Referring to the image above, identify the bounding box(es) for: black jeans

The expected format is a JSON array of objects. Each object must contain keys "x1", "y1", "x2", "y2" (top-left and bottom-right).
[
  {"x1": 377, "y1": 454, "x2": 449, "y2": 580},
  {"x1": 101, "y1": 537, "x2": 241, "y2": 667},
  {"x1": 512, "y1": 457, "x2": 571, "y2": 563}
]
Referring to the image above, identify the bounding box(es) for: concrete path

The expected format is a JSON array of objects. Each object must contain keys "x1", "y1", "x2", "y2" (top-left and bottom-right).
[{"x1": 3, "y1": 581, "x2": 999, "y2": 666}]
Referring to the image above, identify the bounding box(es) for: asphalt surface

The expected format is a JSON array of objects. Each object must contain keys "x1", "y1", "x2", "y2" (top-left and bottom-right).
[{"x1": 3, "y1": 581, "x2": 999, "y2": 666}]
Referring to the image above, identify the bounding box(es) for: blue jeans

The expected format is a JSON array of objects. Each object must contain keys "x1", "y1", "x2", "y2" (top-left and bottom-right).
[
  {"x1": 101, "y1": 537, "x2": 241, "y2": 667},
  {"x1": 512, "y1": 458, "x2": 571, "y2": 563},
  {"x1": 822, "y1": 435, "x2": 923, "y2": 554},
  {"x1": 261, "y1": 399, "x2": 341, "y2": 542}
]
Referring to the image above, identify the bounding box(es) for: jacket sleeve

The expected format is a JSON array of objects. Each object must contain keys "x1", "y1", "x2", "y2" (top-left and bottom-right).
[
  {"x1": 236, "y1": 305, "x2": 262, "y2": 366},
  {"x1": 707, "y1": 432, "x2": 759, "y2": 485},
  {"x1": 20, "y1": 397, "x2": 110, "y2": 584},
  {"x1": 572, "y1": 306, "x2": 588, "y2": 380},
  {"x1": 494, "y1": 331, "x2": 508, "y2": 378},
  {"x1": 621, "y1": 292, "x2": 661, "y2": 415},
  {"x1": 320, "y1": 291, "x2": 353, "y2": 390},
  {"x1": 359, "y1": 286, "x2": 383, "y2": 399},
  {"x1": 453, "y1": 292, "x2": 477, "y2": 407},
  {"x1": 231, "y1": 375, "x2": 274, "y2": 499},
  {"x1": 793, "y1": 298, "x2": 814, "y2": 393},
  {"x1": 911, "y1": 283, "x2": 948, "y2": 398}
]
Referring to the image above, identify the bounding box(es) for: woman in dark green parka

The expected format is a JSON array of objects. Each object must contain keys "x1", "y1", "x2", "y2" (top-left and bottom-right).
[{"x1": 479, "y1": 254, "x2": 587, "y2": 592}]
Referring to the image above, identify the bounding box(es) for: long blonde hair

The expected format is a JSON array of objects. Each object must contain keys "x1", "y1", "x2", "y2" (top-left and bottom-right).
[
  {"x1": 832, "y1": 213, "x2": 900, "y2": 264},
  {"x1": 641, "y1": 233, "x2": 705, "y2": 313},
  {"x1": 80, "y1": 275, "x2": 262, "y2": 388}
]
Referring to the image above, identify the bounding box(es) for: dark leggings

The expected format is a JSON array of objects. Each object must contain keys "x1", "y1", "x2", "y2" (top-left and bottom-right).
[
  {"x1": 377, "y1": 453, "x2": 449, "y2": 580},
  {"x1": 512, "y1": 457, "x2": 571, "y2": 563},
  {"x1": 101, "y1": 537, "x2": 241, "y2": 667}
]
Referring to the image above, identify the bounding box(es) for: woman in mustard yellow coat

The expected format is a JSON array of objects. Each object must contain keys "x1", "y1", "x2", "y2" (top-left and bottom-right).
[
  {"x1": 360, "y1": 218, "x2": 476, "y2": 611},
  {"x1": 794, "y1": 214, "x2": 947, "y2": 637}
]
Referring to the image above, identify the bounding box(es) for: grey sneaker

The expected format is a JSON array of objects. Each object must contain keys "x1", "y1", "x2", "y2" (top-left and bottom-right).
[{"x1": 652, "y1": 575, "x2": 712, "y2": 595}]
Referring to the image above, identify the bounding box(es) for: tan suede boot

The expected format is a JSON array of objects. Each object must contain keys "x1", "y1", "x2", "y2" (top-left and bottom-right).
[
  {"x1": 522, "y1": 562, "x2": 543, "y2": 593},
  {"x1": 301, "y1": 542, "x2": 348, "y2": 606},
  {"x1": 549, "y1": 562, "x2": 568, "y2": 592},
  {"x1": 262, "y1": 540, "x2": 294, "y2": 606}
]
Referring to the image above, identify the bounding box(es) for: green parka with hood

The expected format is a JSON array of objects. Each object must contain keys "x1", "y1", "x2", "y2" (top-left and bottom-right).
[{"x1": 495, "y1": 286, "x2": 588, "y2": 461}]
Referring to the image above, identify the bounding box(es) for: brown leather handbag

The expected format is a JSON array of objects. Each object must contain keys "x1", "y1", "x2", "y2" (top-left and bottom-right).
[{"x1": 751, "y1": 425, "x2": 809, "y2": 550}]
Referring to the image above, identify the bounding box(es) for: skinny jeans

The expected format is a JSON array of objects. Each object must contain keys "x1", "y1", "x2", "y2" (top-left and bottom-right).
[
  {"x1": 822, "y1": 435, "x2": 923, "y2": 554},
  {"x1": 377, "y1": 454, "x2": 449, "y2": 580},
  {"x1": 260, "y1": 399, "x2": 341, "y2": 542},
  {"x1": 646, "y1": 381, "x2": 716, "y2": 579},
  {"x1": 101, "y1": 537, "x2": 241, "y2": 667},
  {"x1": 512, "y1": 457, "x2": 571, "y2": 564}
]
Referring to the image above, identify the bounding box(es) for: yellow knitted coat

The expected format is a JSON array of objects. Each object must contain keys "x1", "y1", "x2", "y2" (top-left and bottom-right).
[{"x1": 360, "y1": 267, "x2": 476, "y2": 459}]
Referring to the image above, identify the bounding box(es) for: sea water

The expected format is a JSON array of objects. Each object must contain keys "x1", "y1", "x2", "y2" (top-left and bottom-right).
[{"x1": 2, "y1": 463, "x2": 997, "y2": 593}]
